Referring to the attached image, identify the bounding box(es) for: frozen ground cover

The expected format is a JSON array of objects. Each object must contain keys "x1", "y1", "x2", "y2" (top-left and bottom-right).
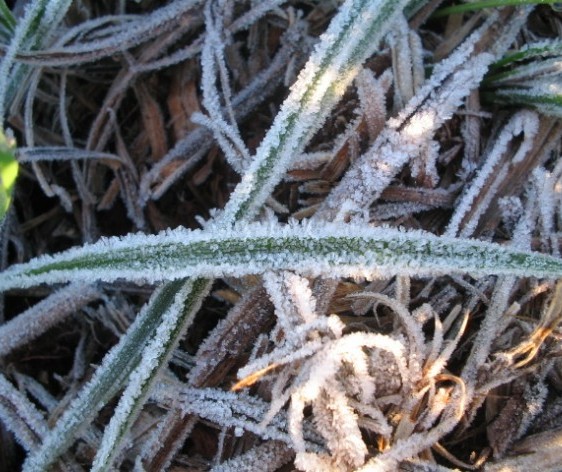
[{"x1": 0, "y1": 0, "x2": 562, "y2": 471}]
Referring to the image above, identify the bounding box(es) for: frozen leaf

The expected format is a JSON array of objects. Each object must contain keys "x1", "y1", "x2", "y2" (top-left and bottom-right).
[
  {"x1": 22, "y1": 279, "x2": 209, "y2": 472},
  {"x1": 2, "y1": 221, "x2": 562, "y2": 291},
  {"x1": 320, "y1": 17, "x2": 501, "y2": 219},
  {"x1": 90, "y1": 278, "x2": 207, "y2": 471},
  {"x1": 0, "y1": 283, "x2": 101, "y2": 357},
  {"x1": 0, "y1": 374, "x2": 47, "y2": 451},
  {"x1": 0, "y1": 0, "x2": 73, "y2": 119},
  {"x1": 445, "y1": 110, "x2": 540, "y2": 238},
  {"x1": 211, "y1": 441, "x2": 293, "y2": 472},
  {"x1": 218, "y1": 0, "x2": 410, "y2": 225}
]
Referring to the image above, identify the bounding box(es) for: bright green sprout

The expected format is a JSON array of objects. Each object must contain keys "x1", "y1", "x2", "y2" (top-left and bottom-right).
[{"x1": 0, "y1": 129, "x2": 17, "y2": 220}]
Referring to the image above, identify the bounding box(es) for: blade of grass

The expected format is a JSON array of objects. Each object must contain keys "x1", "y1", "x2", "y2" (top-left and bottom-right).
[
  {"x1": 485, "y1": 84, "x2": 562, "y2": 117},
  {"x1": 218, "y1": 0, "x2": 410, "y2": 225},
  {"x1": 433, "y1": 0, "x2": 558, "y2": 17},
  {"x1": 2, "y1": 222, "x2": 562, "y2": 291},
  {"x1": 21, "y1": 279, "x2": 194, "y2": 472},
  {"x1": 0, "y1": 0, "x2": 73, "y2": 121},
  {"x1": 489, "y1": 39, "x2": 562, "y2": 70},
  {"x1": 90, "y1": 278, "x2": 211, "y2": 472},
  {"x1": 0, "y1": 0, "x2": 16, "y2": 34}
]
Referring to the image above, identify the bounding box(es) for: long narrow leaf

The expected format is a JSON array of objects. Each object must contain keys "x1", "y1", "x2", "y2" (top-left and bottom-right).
[
  {"x1": 2, "y1": 223, "x2": 562, "y2": 292},
  {"x1": 485, "y1": 82, "x2": 562, "y2": 117},
  {"x1": 489, "y1": 39, "x2": 562, "y2": 70},
  {"x1": 22, "y1": 279, "x2": 193, "y2": 472},
  {"x1": 433, "y1": 0, "x2": 559, "y2": 18},
  {"x1": 90, "y1": 278, "x2": 210, "y2": 471},
  {"x1": 0, "y1": 0, "x2": 73, "y2": 120},
  {"x1": 218, "y1": 0, "x2": 409, "y2": 225}
]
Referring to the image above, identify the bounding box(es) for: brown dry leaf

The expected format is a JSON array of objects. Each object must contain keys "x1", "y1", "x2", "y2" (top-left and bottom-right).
[
  {"x1": 167, "y1": 63, "x2": 201, "y2": 142},
  {"x1": 135, "y1": 81, "x2": 169, "y2": 162}
]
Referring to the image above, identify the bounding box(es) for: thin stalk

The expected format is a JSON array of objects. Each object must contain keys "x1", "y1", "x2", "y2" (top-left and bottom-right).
[{"x1": 433, "y1": 0, "x2": 558, "y2": 17}]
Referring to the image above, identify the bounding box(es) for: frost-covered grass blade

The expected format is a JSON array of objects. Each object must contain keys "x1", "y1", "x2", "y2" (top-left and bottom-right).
[
  {"x1": 219, "y1": 0, "x2": 409, "y2": 224},
  {"x1": 2, "y1": 222, "x2": 562, "y2": 292},
  {"x1": 433, "y1": 0, "x2": 560, "y2": 18},
  {"x1": 483, "y1": 40, "x2": 562, "y2": 117},
  {"x1": 487, "y1": 83, "x2": 562, "y2": 117},
  {"x1": 0, "y1": 0, "x2": 15, "y2": 41},
  {"x1": 0, "y1": 0, "x2": 73, "y2": 120},
  {"x1": 488, "y1": 39, "x2": 562, "y2": 70},
  {"x1": 21, "y1": 279, "x2": 198, "y2": 472},
  {"x1": 90, "y1": 278, "x2": 210, "y2": 472}
]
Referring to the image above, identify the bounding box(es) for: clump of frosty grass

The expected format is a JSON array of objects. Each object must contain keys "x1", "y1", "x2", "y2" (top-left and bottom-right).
[{"x1": 1, "y1": 0, "x2": 562, "y2": 471}]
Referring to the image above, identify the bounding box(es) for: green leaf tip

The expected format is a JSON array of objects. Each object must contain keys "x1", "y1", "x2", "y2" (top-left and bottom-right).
[{"x1": 0, "y1": 129, "x2": 18, "y2": 220}]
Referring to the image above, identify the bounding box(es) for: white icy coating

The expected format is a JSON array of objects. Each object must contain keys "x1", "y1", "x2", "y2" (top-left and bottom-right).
[
  {"x1": 263, "y1": 271, "x2": 318, "y2": 335},
  {"x1": 0, "y1": 283, "x2": 101, "y2": 357},
  {"x1": 90, "y1": 279, "x2": 198, "y2": 471},
  {"x1": 445, "y1": 110, "x2": 540, "y2": 237},
  {"x1": 356, "y1": 67, "x2": 389, "y2": 142},
  {"x1": 496, "y1": 80, "x2": 562, "y2": 118},
  {"x1": 388, "y1": 15, "x2": 415, "y2": 110},
  {"x1": 495, "y1": 57, "x2": 562, "y2": 85},
  {"x1": 197, "y1": 2, "x2": 251, "y2": 174},
  {"x1": 2, "y1": 219, "x2": 562, "y2": 292},
  {"x1": 533, "y1": 167, "x2": 559, "y2": 256},
  {"x1": 21, "y1": 281, "x2": 197, "y2": 472},
  {"x1": 0, "y1": 373, "x2": 48, "y2": 451},
  {"x1": 211, "y1": 441, "x2": 292, "y2": 472},
  {"x1": 218, "y1": 0, "x2": 409, "y2": 225},
  {"x1": 320, "y1": 19, "x2": 497, "y2": 219},
  {"x1": 462, "y1": 276, "x2": 517, "y2": 385},
  {"x1": 29, "y1": 0, "x2": 202, "y2": 58},
  {"x1": 0, "y1": 218, "x2": 562, "y2": 291},
  {"x1": 0, "y1": 0, "x2": 73, "y2": 119},
  {"x1": 152, "y1": 386, "x2": 322, "y2": 450}
]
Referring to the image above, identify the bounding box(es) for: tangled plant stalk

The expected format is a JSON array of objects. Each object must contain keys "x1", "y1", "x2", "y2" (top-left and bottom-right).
[{"x1": 0, "y1": 0, "x2": 561, "y2": 471}]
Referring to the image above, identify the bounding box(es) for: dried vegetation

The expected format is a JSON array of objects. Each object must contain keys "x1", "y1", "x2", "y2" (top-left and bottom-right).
[{"x1": 1, "y1": 0, "x2": 562, "y2": 471}]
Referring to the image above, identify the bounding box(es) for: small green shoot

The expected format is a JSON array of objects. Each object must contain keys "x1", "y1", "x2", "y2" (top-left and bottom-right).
[{"x1": 0, "y1": 128, "x2": 17, "y2": 221}]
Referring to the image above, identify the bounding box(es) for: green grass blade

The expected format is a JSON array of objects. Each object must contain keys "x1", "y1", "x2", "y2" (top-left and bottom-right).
[
  {"x1": 489, "y1": 39, "x2": 562, "y2": 70},
  {"x1": 90, "y1": 278, "x2": 211, "y2": 472},
  {"x1": 0, "y1": 0, "x2": 72, "y2": 120},
  {"x1": 21, "y1": 279, "x2": 196, "y2": 472},
  {"x1": 404, "y1": 0, "x2": 430, "y2": 18},
  {"x1": 219, "y1": 0, "x2": 409, "y2": 225},
  {"x1": 2, "y1": 223, "x2": 562, "y2": 292},
  {"x1": 485, "y1": 84, "x2": 562, "y2": 117},
  {"x1": 0, "y1": 0, "x2": 16, "y2": 33},
  {"x1": 0, "y1": 129, "x2": 17, "y2": 221},
  {"x1": 433, "y1": 0, "x2": 559, "y2": 18}
]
